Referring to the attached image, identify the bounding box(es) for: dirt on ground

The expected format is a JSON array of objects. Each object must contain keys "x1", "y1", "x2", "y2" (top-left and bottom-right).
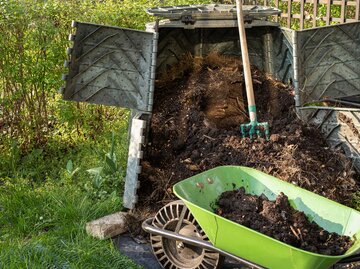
[
  {"x1": 216, "y1": 187, "x2": 353, "y2": 256},
  {"x1": 137, "y1": 53, "x2": 358, "y2": 211}
]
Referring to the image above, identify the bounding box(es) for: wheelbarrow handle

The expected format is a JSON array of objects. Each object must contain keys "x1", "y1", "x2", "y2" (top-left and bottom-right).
[
  {"x1": 142, "y1": 217, "x2": 267, "y2": 269},
  {"x1": 143, "y1": 217, "x2": 360, "y2": 267}
]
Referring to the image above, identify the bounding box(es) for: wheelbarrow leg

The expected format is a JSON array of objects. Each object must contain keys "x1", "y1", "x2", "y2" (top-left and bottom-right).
[{"x1": 174, "y1": 203, "x2": 187, "y2": 233}]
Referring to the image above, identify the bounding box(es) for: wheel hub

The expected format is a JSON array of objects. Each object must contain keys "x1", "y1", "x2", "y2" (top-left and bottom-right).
[
  {"x1": 150, "y1": 200, "x2": 223, "y2": 269},
  {"x1": 162, "y1": 221, "x2": 204, "y2": 267}
]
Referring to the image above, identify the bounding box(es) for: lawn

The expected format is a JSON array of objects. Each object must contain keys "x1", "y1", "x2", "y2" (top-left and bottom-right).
[
  {"x1": 0, "y1": 1, "x2": 213, "y2": 267},
  {"x1": 0, "y1": 108, "x2": 141, "y2": 268}
]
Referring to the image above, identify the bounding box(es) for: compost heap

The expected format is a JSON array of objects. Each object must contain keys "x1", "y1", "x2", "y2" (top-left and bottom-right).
[
  {"x1": 216, "y1": 187, "x2": 353, "y2": 255},
  {"x1": 138, "y1": 53, "x2": 359, "y2": 209}
]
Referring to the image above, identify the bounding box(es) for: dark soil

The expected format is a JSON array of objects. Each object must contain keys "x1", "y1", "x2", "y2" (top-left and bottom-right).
[
  {"x1": 216, "y1": 187, "x2": 354, "y2": 256},
  {"x1": 138, "y1": 53, "x2": 359, "y2": 210}
]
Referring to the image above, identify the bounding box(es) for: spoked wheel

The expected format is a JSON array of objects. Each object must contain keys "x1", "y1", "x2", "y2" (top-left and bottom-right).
[{"x1": 151, "y1": 200, "x2": 223, "y2": 269}]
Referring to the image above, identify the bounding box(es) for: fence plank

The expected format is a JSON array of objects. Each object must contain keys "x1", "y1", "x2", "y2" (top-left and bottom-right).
[
  {"x1": 287, "y1": 0, "x2": 292, "y2": 28},
  {"x1": 300, "y1": 0, "x2": 305, "y2": 29},
  {"x1": 340, "y1": 0, "x2": 346, "y2": 23},
  {"x1": 326, "y1": 17, "x2": 343, "y2": 22},
  {"x1": 345, "y1": 18, "x2": 358, "y2": 23},
  {"x1": 274, "y1": 0, "x2": 359, "y2": 29},
  {"x1": 292, "y1": 13, "x2": 312, "y2": 19},
  {"x1": 280, "y1": 13, "x2": 290, "y2": 17},
  {"x1": 286, "y1": 0, "x2": 357, "y2": 5},
  {"x1": 326, "y1": 0, "x2": 331, "y2": 25},
  {"x1": 320, "y1": 17, "x2": 358, "y2": 23},
  {"x1": 313, "y1": 0, "x2": 318, "y2": 27}
]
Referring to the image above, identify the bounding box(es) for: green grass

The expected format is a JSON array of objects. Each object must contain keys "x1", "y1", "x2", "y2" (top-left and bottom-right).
[
  {"x1": 0, "y1": 179, "x2": 138, "y2": 268},
  {"x1": 0, "y1": 110, "x2": 139, "y2": 268}
]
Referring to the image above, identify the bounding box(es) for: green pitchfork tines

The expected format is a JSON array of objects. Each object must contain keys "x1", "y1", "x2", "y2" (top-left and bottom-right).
[
  {"x1": 240, "y1": 105, "x2": 270, "y2": 139},
  {"x1": 240, "y1": 120, "x2": 270, "y2": 140}
]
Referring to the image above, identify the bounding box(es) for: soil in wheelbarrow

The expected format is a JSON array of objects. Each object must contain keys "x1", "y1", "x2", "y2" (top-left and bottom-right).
[
  {"x1": 216, "y1": 187, "x2": 354, "y2": 255},
  {"x1": 137, "y1": 53, "x2": 359, "y2": 211}
]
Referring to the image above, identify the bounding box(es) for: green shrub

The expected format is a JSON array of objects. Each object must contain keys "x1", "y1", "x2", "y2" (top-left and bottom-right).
[{"x1": 0, "y1": 0, "x2": 212, "y2": 151}]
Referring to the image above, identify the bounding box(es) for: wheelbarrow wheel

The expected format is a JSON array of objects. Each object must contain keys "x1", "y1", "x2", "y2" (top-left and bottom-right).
[{"x1": 151, "y1": 200, "x2": 223, "y2": 269}]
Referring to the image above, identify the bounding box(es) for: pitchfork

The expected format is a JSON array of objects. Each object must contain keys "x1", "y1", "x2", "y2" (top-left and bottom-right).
[{"x1": 236, "y1": 0, "x2": 270, "y2": 140}]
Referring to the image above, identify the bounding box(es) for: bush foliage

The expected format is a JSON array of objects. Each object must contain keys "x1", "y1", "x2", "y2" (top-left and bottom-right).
[{"x1": 0, "y1": 0, "x2": 212, "y2": 151}]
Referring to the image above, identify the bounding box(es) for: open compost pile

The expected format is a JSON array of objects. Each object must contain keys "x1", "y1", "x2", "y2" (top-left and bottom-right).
[
  {"x1": 216, "y1": 187, "x2": 353, "y2": 255},
  {"x1": 138, "y1": 53, "x2": 359, "y2": 210}
]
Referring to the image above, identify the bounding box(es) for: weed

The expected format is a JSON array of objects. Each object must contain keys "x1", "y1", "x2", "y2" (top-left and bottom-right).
[
  {"x1": 85, "y1": 132, "x2": 126, "y2": 200},
  {"x1": 66, "y1": 160, "x2": 80, "y2": 178}
]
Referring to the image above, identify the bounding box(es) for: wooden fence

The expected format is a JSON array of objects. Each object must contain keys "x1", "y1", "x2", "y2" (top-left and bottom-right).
[{"x1": 248, "y1": 0, "x2": 360, "y2": 29}]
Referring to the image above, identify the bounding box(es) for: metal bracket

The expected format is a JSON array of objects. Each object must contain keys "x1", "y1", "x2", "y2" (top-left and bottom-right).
[
  {"x1": 244, "y1": 15, "x2": 253, "y2": 24},
  {"x1": 181, "y1": 15, "x2": 196, "y2": 25}
]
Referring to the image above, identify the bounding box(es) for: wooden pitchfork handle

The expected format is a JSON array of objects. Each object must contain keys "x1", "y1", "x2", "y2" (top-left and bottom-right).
[{"x1": 236, "y1": 0, "x2": 257, "y2": 123}]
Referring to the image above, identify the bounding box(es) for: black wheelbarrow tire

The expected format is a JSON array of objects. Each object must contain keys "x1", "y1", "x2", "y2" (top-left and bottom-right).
[{"x1": 150, "y1": 200, "x2": 224, "y2": 269}]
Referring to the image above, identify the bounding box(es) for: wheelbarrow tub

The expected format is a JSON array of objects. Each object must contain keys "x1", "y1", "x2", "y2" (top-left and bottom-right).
[{"x1": 173, "y1": 166, "x2": 360, "y2": 269}]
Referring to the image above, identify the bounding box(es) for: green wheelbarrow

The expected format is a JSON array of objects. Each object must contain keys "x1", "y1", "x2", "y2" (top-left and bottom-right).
[{"x1": 142, "y1": 166, "x2": 360, "y2": 269}]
